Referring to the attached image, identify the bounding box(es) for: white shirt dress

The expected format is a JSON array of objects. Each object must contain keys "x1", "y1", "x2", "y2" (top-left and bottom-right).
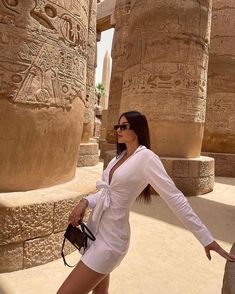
[{"x1": 81, "y1": 145, "x2": 214, "y2": 274}]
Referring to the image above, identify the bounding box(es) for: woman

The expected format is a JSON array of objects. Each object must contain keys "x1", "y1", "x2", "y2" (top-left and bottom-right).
[{"x1": 57, "y1": 111, "x2": 235, "y2": 294}]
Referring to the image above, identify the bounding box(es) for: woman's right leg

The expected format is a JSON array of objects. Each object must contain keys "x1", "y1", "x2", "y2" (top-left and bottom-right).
[
  {"x1": 57, "y1": 260, "x2": 108, "y2": 294},
  {"x1": 92, "y1": 274, "x2": 110, "y2": 294}
]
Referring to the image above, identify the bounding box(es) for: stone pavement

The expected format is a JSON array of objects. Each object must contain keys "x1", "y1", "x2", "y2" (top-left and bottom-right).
[{"x1": 0, "y1": 162, "x2": 234, "y2": 294}]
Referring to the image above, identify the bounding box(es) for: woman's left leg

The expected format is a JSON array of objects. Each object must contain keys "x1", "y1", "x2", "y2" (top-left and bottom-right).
[
  {"x1": 92, "y1": 274, "x2": 110, "y2": 294},
  {"x1": 57, "y1": 260, "x2": 107, "y2": 294}
]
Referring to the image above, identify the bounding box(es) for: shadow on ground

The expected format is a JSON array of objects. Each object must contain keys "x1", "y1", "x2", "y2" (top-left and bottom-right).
[{"x1": 131, "y1": 179, "x2": 235, "y2": 244}]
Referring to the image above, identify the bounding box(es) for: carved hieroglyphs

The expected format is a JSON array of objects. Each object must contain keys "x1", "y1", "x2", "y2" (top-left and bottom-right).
[
  {"x1": 0, "y1": 1, "x2": 89, "y2": 191},
  {"x1": 119, "y1": 0, "x2": 212, "y2": 157},
  {"x1": 0, "y1": 0, "x2": 88, "y2": 108},
  {"x1": 203, "y1": 0, "x2": 235, "y2": 153}
]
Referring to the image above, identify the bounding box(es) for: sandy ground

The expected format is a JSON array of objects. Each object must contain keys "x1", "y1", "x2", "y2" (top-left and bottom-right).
[{"x1": 0, "y1": 162, "x2": 234, "y2": 294}]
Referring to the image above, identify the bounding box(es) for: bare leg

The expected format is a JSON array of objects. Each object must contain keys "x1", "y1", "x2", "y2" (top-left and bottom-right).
[
  {"x1": 92, "y1": 274, "x2": 110, "y2": 294},
  {"x1": 57, "y1": 261, "x2": 108, "y2": 294}
]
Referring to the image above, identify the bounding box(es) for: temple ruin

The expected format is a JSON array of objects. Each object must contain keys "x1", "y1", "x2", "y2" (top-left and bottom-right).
[{"x1": 0, "y1": 4, "x2": 234, "y2": 291}]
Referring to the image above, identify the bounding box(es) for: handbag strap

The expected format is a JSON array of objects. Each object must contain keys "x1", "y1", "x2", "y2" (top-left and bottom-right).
[
  {"x1": 61, "y1": 221, "x2": 96, "y2": 267},
  {"x1": 61, "y1": 237, "x2": 78, "y2": 267}
]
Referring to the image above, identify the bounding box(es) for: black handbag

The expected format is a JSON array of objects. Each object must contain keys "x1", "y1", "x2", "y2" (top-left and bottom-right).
[{"x1": 61, "y1": 221, "x2": 96, "y2": 267}]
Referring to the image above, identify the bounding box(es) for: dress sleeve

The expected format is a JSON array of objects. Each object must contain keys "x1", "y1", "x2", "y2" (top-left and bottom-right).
[
  {"x1": 143, "y1": 154, "x2": 214, "y2": 247},
  {"x1": 85, "y1": 190, "x2": 102, "y2": 209}
]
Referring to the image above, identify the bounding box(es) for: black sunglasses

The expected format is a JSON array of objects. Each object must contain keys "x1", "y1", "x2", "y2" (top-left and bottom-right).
[{"x1": 113, "y1": 124, "x2": 131, "y2": 131}]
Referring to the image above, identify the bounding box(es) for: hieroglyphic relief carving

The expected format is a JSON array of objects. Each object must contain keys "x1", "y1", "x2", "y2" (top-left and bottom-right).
[
  {"x1": 205, "y1": 99, "x2": 235, "y2": 135},
  {"x1": 122, "y1": 62, "x2": 207, "y2": 123},
  {"x1": 38, "y1": 0, "x2": 89, "y2": 18},
  {"x1": 121, "y1": 0, "x2": 211, "y2": 122},
  {"x1": 119, "y1": 0, "x2": 212, "y2": 157},
  {"x1": 0, "y1": 0, "x2": 88, "y2": 108}
]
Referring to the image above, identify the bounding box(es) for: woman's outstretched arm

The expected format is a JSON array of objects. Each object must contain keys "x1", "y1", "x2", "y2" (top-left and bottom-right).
[{"x1": 143, "y1": 154, "x2": 235, "y2": 262}]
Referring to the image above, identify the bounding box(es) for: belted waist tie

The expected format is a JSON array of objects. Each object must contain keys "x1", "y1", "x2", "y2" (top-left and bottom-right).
[{"x1": 92, "y1": 180, "x2": 111, "y2": 234}]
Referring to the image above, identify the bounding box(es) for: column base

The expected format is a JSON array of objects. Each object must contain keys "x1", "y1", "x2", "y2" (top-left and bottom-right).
[
  {"x1": 160, "y1": 156, "x2": 214, "y2": 196},
  {"x1": 0, "y1": 163, "x2": 102, "y2": 273},
  {"x1": 77, "y1": 142, "x2": 99, "y2": 167},
  {"x1": 201, "y1": 152, "x2": 235, "y2": 177}
]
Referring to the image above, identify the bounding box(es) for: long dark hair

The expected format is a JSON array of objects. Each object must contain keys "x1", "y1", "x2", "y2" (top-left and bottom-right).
[{"x1": 116, "y1": 111, "x2": 151, "y2": 203}]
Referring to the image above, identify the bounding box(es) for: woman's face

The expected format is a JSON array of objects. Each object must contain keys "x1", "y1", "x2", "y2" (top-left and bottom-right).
[{"x1": 116, "y1": 116, "x2": 138, "y2": 145}]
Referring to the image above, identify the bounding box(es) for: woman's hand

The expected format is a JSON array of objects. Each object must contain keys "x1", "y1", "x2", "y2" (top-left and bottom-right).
[
  {"x1": 69, "y1": 198, "x2": 89, "y2": 226},
  {"x1": 205, "y1": 241, "x2": 235, "y2": 261}
]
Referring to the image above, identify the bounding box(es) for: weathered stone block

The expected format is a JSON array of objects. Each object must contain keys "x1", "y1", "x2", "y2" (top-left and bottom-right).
[
  {"x1": 78, "y1": 142, "x2": 99, "y2": 167},
  {"x1": 0, "y1": 203, "x2": 53, "y2": 245},
  {"x1": 188, "y1": 160, "x2": 200, "y2": 177},
  {"x1": 0, "y1": 243, "x2": 23, "y2": 273},
  {"x1": 198, "y1": 175, "x2": 214, "y2": 194},
  {"x1": 172, "y1": 160, "x2": 190, "y2": 178},
  {"x1": 0, "y1": 162, "x2": 101, "y2": 272},
  {"x1": 173, "y1": 178, "x2": 195, "y2": 196},
  {"x1": 159, "y1": 157, "x2": 214, "y2": 196},
  {"x1": 161, "y1": 159, "x2": 173, "y2": 177},
  {"x1": 79, "y1": 143, "x2": 99, "y2": 156},
  {"x1": 23, "y1": 232, "x2": 76, "y2": 269},
  {"x1": 198, "y1": 158, "x2": 214, "y2": 177},
  {"x1": 216, "y1": 154, "x2": 235, "y2": 177},
  {"x1": 77, "y1": 155, "x2": 99, "y2": 167},
  {"x1": 174, "y1": 176, "x2": 214, "y2": 196},
  {"x1": 54, "y1": 197, "x2": 82, "y2": 233},
  {"x1": 97, "y1": 0, "x2": 116, "y2": 31},
  {"x1": 202, "y1": 152, "x2": 235, "y2": 177}
]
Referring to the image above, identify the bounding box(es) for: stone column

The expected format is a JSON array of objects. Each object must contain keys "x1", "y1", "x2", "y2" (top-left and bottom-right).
[
  {"x1": 119, "y1": 0, "x2": 214, "y2": 195},
  {"x1": 100, "y1": 0, "x2": 131, "y2": 158},
  {"x1": 81, "y1": 0, "x2": 96, "y2": 144},
  {"x1": 78, "y1": 0, "x2": 99, "y2": 167},
  {"x1": 0, "y1": 1, "x2": 87, "y2": 191},
  {"x1": 202, "y1": 1, "x2": 235, "y2": 177},
  {"x1": 222, "y1": 242, "x2": 235, "y2": 294},
  {"x1": 100, "y1": 109, "x2": 108, "y2": 140}
]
